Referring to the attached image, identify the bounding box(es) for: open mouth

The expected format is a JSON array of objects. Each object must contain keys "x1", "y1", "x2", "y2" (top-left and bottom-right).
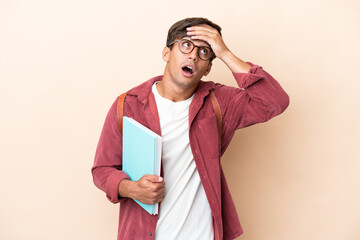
[
  {"x1": 182, "y1": 65, "x2": 195, "y2": 77},
  {"x1": 182, "y1": 66, "x2": 194, "y2": 74}
]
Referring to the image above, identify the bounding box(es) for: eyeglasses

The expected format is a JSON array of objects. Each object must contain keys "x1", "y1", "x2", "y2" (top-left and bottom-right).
[{"x1": 169, "y1": 39, "x2": 215, "y2": 61}]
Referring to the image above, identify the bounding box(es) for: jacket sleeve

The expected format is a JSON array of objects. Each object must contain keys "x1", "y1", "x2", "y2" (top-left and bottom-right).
[
  {"x1": 91, "y1": 97, "x2": 130, "y2": 203},
  {"x1": 216, "y1": 62, "x2": 290, "y2": 130}
]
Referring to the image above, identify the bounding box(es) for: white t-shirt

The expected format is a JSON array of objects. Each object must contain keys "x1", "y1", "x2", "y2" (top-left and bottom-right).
[{"x1": 153, "y1": 82, "x2": 214, "y2": 240}]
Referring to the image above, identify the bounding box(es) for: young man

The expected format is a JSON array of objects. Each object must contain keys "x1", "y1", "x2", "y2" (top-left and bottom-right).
[{"x1": 92, "y1": 17, "x2": 289, "y2": 240}]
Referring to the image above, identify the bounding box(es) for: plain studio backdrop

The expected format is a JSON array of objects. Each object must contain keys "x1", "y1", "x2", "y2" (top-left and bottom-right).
[{"x1": 1, "y1": 0, "x2": 359, "y2": 239}]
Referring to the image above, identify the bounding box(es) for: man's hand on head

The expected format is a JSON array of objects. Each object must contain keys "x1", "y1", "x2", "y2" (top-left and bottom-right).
[
  {"x1": 186, "y1": 25, "x2": 230, "y2": 60},
  {"x1": 187, "y1": 24, "x2": 251, "y2": 73},
  {"x1": 118, "y1": 175, "x2": 165, "y2": 205}
]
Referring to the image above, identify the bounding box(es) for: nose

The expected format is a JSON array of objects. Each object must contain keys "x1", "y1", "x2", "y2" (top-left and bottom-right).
[{"x1": 188, "y1": 46, "x2": 199, "y2": 61}]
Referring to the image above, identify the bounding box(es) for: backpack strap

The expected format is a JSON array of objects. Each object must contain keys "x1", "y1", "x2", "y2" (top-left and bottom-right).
[
  {"x1": 209, "y1": 89, "x2": 223, "y2": 155},
  {"x1": 117, "y1": 92, "x2": 128, "y2": 134},
  {"x1": 116, "y1": 90, "x2": 222, "y2": 154}
]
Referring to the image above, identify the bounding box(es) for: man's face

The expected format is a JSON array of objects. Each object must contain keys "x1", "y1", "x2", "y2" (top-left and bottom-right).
[{"x1": 162, "y1": 37, "x2": 213, "y2": 90}]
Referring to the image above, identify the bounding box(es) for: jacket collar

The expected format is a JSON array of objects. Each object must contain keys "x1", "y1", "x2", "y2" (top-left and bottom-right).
[{"x1": 127, "y1": 75, "x2": 216, "y2": 105}]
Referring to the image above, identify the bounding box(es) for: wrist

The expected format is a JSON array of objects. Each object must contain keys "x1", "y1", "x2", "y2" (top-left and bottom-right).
[
  {"x1": 219, "y1": 51, "x2": 251, "y2": 73},
  {"x1": 118, "y1": 179, "x2": 135, "y2": 198},
  {"x1": 218, "y1": 49, "x2": 233, "y2": 61},
  {"x1": 218, "y1": 49, "x2": 232, "y2": 61}
]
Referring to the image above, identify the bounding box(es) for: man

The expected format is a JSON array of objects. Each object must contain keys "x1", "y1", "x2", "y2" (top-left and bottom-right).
[{"x1": 92, "y1": 17, "x2": 289, "y2": 240}]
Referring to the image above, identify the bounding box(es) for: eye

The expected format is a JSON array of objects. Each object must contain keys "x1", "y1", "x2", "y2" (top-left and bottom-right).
[
  {"x1": 199, "y1": 47, "x2": 209, "y2": 56},
  {"x1": 181, "y1": 40, "x2": 192, "y2": 49}
]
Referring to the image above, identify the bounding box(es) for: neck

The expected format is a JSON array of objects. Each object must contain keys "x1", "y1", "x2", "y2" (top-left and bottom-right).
[{"x1": 157, "y1": 73, "x2": 198, "y2": 102}]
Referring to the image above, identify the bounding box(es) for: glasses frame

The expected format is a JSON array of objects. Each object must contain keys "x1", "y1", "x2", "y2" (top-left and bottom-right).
[{"x1": 169, "y1": 38, "x2": 215, "y2": 61}]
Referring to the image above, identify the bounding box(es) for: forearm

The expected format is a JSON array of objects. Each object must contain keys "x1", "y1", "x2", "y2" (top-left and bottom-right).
[
  {"x1": 118, "y1": 179, "x2": 136, "y2": 198},
  {"x1": 219, "y1": 50, "x2": 252, "y2": 74},
  {"x1": 92, "y1": 166, "x2": 130, "y2": 203}
]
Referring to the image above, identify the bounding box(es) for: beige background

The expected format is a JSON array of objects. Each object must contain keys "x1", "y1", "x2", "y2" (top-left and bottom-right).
[{"x1": 1, "y1": 0, "x2": 359, "y2": 239}]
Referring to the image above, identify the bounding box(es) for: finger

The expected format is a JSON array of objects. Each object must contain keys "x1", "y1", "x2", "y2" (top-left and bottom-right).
[
  {"x1": 149, "y1": 191, "x2": 165, "y2": 204},
  {"x1": 152, "y1": 197, "x2": 163, "y2": 204},
  {"x1": 159, "y1": 189, "x2": 165, "y2": 197},
  {"x1": 187, "y1": 29, "x2": 216, "y2": 38},
  {"x1": 187, "y1": 31, "x2": 218, "y2": 40},
  {"x1": 157, "y1": 197, "x2": 165, "y2": 203},
  {"x1": 150, "y1": 183, "x2": 164, "y2": 192},
  {"x1": 187, "y1": 31, "x2": 218, "y2": 43},
  {"x1": 157, "y1": 180, "x2": 165, "y2": 187},
  {"x1": 156, "y1": 184, "x2": 165, "y2": 194},
  {"x1": 155, "y1": 192, "x2": 165, "y2": 202},
  {"x1": 155, "y1": 176, "x2": 164, "y2": 182},
  {"x1": 151, "y1": 181, "x2": 165, "y2": 192},
  {"x1": 187, "y1": 28, "x2": 213, "y2": 35},
  {"x1": 189, "y1": 34, "x2": 212, "y2": 44},
  {"x1": 187, "y1": 25, "x2": 218, "y2": 33},
  {"x1": 143, "y1": 174, "x2": 163, "y2": 183}
]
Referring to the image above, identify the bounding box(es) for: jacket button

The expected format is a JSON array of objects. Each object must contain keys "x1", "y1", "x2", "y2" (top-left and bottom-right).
[{"x1": 148, "y1": 232, "x2": 152, "y2": 236}]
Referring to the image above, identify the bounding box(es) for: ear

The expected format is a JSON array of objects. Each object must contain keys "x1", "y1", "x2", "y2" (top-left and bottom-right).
[
  {"x1": 162, "y1": 46, "x2": 170, "y2": 62},
  {"x1": 203, "y1": 62, "x2": 213, "y2": 76}
]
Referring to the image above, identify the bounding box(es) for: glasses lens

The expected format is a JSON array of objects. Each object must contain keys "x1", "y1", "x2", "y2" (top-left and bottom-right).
[
  {"x1": 179, "y1": 39, "x2": 193, "y2": 53},
  {"x1": 178, "y1": 39, "x2": 213, "y2": 60},
  {"x1": 198, "y1": 47, "x2": 212, "y2": 60}
]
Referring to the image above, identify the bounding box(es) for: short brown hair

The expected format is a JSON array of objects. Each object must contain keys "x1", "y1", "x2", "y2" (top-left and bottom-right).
[{"x1": 166, "y1": 17, "x2": 222, "y2": 61}]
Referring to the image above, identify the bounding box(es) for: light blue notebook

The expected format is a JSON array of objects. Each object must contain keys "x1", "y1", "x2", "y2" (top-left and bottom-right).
[{"x1": 122, "y1": 116, "x2": 162, "y2": 215}]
